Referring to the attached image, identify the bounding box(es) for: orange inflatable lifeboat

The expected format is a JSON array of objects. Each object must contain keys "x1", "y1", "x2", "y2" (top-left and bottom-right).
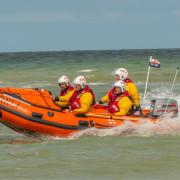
[{"x1": 0, "y1": 87, "x2": 178, "y2": 137}]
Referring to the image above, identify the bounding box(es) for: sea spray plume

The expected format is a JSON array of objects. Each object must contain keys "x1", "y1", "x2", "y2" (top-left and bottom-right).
[
  {"x1": 142, "y1": 88, "x2": 180, "y2": 109},
  {"x1": 71, "y1": 90, "x2": 180, "y2": 138},
  {"x1": 71, "y1": 115, "x2": 180, "y2": 138}
]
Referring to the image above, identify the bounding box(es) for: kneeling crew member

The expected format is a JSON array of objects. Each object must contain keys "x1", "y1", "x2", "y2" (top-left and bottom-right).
[
  {"x1": 55, "y1": 75, "x2": 75, "y2": 107},
  {"x1": 101, "y1": 68, "x2": 140, "y2": 111},
  {"x1": 107, "y1": 80, "x2": 133, "y2": 115},
  {"x1": 69, "y1": 75, "x2": 95, "y2": 113}
]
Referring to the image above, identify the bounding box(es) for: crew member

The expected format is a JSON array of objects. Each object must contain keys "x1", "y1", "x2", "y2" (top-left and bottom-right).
[
  {"x1": 107, "y1": 80, "x2": 133, "y2": 115},
  {"x1": 69, "y1": 75, "x2": 95, "y2": 113},
  {"x1": 55, "y1": 75, "x2": 75, "y2": 107},
  {"x1": 100, "y1": 68, "x2": 140, "y2": 111}
]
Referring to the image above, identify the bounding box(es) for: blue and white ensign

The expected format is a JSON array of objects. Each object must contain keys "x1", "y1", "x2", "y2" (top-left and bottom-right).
[{"x1": 149, "y1": 57, "x2": 160, "y2": 68}]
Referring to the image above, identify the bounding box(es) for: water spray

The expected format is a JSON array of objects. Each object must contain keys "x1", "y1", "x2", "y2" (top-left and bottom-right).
[{"x1": 164, "y1": 67, "x2": 179, "y2": 115}]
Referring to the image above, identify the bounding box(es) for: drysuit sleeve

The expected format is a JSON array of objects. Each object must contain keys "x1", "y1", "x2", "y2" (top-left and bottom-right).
[
  {"x1": 126, "y1": 82, "x2": 140, "y2": 106},
  {"x1": 73, "y1": 92, "x2": 93, "y2": 113},
  {"x1": 101, "y1": 94, "x2": 110, "y2": 103},
  {"x1": 55, "y1": 89, "x2": 75, "y2": 107},
  {"x1": 59, "y1": 89, "x2": 75, "y2": 102},
  {"x1": 114, "y1": 96, "x2": 133, "y2": 116}
]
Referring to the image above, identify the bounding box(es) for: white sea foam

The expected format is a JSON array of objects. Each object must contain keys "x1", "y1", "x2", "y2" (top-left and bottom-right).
[
  {"x1": 30, "y1": 83, "x2": 53, "y2": 86},
  {"x1": 1, "y1": 86, "x2": 180, "y2": 140},
  {"x1": 71, "y1": 88, "x2": 180, "y2": 138},
  {"x1": 21, "y1": 85, "x2": 33, "y2": 88},
  {"x1": 77, "y1": 69, "x2": 97, "y2": 73},
  {"x1": 71, "y1": 116, "x2": 180, "y2": 138},
  {"x1": 43, "y1": 88, "x2": 180, "y2": 140},
  {"x1": 84, "y1": 75, "x2": 95, "y2": 78},
  {"x1": 111, "y1": 70, "x2": 116, "y2": 75},
  {"x1": 88, "y1": 82, "x2": 108, "y2": 86},
  {"x1": 21, "y1": 83, "x2": 54, "y2": 88},
  {"x1": 135, "y1": 81, "x2": 144, "y2": 85}
]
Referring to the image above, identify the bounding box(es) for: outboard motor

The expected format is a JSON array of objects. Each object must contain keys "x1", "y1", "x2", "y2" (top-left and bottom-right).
[{"x1": 150, "y1": 98, "x2": 178, "y2": 118}]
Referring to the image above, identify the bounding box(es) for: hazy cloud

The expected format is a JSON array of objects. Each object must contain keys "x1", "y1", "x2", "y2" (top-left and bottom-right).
[
  {"x1": 0, "y1": 11, "x2": 160, "y2": 23},
  {"x1": 173, "y1": 10, "x2": 180, "y2": 17},
  {"x1": 0, "y1": 12, "x2": 76, "y2": 23}
]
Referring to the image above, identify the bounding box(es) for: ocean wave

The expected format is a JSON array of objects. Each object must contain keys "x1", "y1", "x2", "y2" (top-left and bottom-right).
[
  {"x1": 88, "y1": 82, "x2": 108, "y2": 86},
  {"x1": 77, "y1": 69, "x2": 97, "y2": 73},
  {"x1": 21, "y1": 85, "x2": 33, "y2": 88},
  {"x1": 1, "y1": 87, "x2": 180, "y2": 140},
  {"x1": 71, "y1": 115, "x2": 180, "y2": 138},
  {"x1": 20, "y1": 83, "x2": 55, "y2": 88},
  {"x1": 135, "y1": 81, "x2": 144, "y2": 85},
  {"x1": 84, "y1": 75, "x2": 95, "y2": 78},
  {"x1": 53, "y1": 89, "x2": 180, "y2": 139},
  {"x1": 111, "y1": 70, "x2": 115, "y2": 74},
  {"x1": 140, "y1": 87, "x2": 180, "y2": 108}
]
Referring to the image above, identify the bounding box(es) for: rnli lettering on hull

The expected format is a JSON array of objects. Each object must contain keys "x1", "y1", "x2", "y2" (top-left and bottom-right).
[
  {"x1": 0, "y1": 96, "x2": 18, "y2": 108},
  {"x1": 0, "y1": 95, "x2": 30, "y2": 114},
  {"x1": 3, "y1": 94, "x2": 30, "y2": 106},
  {"x1": 108, "y1": 119, "x2": 117, "y2": 125}
]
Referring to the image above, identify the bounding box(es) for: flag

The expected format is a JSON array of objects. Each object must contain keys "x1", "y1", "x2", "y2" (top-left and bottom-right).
[{"x1": 149, "y1": 56, "x2": 160, "y2": 68}]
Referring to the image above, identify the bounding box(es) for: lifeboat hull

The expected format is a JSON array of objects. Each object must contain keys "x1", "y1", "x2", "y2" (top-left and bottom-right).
[{"x1": 0, "y1": 87, "x2": 156, "y2": 137}]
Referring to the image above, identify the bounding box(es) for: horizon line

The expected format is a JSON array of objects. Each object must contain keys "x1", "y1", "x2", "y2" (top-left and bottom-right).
[{"x1": 0, "y1": 47, "x2": 180, "y2": 54}]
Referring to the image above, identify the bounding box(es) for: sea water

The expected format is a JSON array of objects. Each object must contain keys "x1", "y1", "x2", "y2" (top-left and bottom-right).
[{"x1": 0, "y1": 49, "x2": 180, "y2": 180}]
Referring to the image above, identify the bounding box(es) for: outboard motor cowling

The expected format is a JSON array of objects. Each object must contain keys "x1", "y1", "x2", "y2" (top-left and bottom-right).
[{"x1": 150, "y1": 98, "x2": 178, "y2": 117}]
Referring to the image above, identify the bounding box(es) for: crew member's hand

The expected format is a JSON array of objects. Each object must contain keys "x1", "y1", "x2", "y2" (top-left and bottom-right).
[
  {"x1": 54, "y1": 96, "x2": 60, "y2": 101},
  {"x1": 132, "y1": 105, "x2": 140, "y2": 112},
  {"x1": 75, "y1": 113, "x2": 86, "y2": 117},
  {"x1": 98, "y1": 100, "x2": 104, "y2": 104},
  {"x1": 64, "y1": 109, "x2": 70, "y2": 112}
]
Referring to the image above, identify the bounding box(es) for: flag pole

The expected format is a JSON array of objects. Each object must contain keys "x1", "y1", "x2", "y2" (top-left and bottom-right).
[
  {"x1": 142, "y1": 56, "x2": 152, "y2": 108},
  {"x1": 164, "y1": 67, "x2": 179, "y2": 114}
]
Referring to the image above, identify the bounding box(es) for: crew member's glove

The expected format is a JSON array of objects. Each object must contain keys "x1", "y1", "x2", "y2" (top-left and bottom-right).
[
  {"x1": 75, "y1": 113, "x2": 87, "y2": 117},
  {"x1": 54, "y1": 96, "x2": 60, "y2": 101},
  {"x1": 98, "y1": 100, "x2": 104, "y2": 104},
  {"x1": 132, "y1": 105, "x2": 140, "y2": 112}
]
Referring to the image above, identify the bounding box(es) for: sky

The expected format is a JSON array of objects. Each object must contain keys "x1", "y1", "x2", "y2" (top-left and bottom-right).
[{"x1": 0, "y1": 0, "x2": 180, "y2": 52}]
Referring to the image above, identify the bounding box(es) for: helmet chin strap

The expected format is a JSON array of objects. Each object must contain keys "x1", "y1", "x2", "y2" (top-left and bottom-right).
[
  {"x1": 114, "y1": 88, "x2": 122, "y2": 94},
  {"x1": 115, "y1": 91, "x2": 123, "y2": 97}
]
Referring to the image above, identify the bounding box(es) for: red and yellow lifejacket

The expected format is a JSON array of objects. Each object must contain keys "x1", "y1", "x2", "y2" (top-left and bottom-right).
[
  {"x1": 60, "y1": 85, "x2": 74, "y2": 96},
  {"x1": 108, "y1": 78, "x2": 133, "y2": 100},
  {"x1": 69, "y1": 85, "x2": 95, "y2": 110},
  {"x1": 108, "y1": 91, "x2": 131, "y2": 114},
  {"x1": 124, "y1": 78, "x2": 133, "y2": 84}
]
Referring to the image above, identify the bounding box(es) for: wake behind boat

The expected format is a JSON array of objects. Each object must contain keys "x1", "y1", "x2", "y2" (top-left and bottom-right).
[{"x1": 0, "y1": 87, "x2": 178, "y2": 137}]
